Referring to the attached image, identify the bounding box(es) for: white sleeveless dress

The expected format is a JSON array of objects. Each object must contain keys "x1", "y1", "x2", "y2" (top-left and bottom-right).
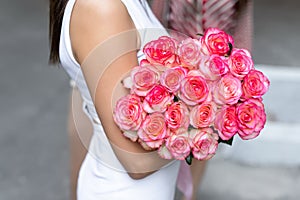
[{"x1": 59, "y1": 0, "x2": 180, "y2": 199}]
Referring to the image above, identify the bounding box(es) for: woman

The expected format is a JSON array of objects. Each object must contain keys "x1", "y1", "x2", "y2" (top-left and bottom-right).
[
  {"x1": 50, "y1": 0, "x2": 181, "y2": 199},
  {"x1": 50, "y1": 0, "x2": 253, "y2": 199}
]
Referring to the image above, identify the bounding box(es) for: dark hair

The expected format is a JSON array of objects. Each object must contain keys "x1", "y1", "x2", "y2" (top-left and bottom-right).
[{"x1": 49, "y1": 0, "x2": 69, "y2": 64}]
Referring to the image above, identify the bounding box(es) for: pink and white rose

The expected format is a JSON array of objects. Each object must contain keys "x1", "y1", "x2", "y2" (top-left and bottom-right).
[
  {"x1": 214, "y1": 106, "x2": 238, "y2": 141},
  {"x1": 190, "y1": 101, "x2": 217, "y2": 128},
  {"x1": 199, "y1": 55, "x2": 229, "y2": 81},
  {"x1": 113, "y1": 27, "x2": 270, "y2": 163},
  {"x1": 143, "y1": 36, "x2": 178, "y2": 66},
  {"x1": 165, "y1": 132, "x2": 191, "y2": 160},
  {"x1": 236, "y1": 98, "x2": 266, "y2": 140},
  {"x1": 242, "y1": 69, "x2": 270, "y2": 99},
  {"x1": 140, "y1": 59, "x2": 150, "y2": 66},
  {"x1": 160, "y1": 67, "x2": 185, "y2": 93},
  {"x1": 131, "y1": 65, "x2": 160, "y2": 96},
  {"x1": 189, "y1": 128, "x2": 219, "y2": 160},
  {"x1": 200, "y1": 27, "x2": 234, "y2": 56},
  {"x1": 177, "y1": 38, "x2": 203, "y2": 69},
  {"x1": 228, "y1": 48, "x2": 254, "y2": 79},
  {"x1": 158, "y1": 143, "x2": 173, "y2": 159},
  {"x1": 172, "y1": 65, "x2": 189, "y2": 76},
  {"x1": 213, "y1": 74, "x2": 242, "y2": 105},
  {"x1": 138, "y1": 112, "x2": 169, "y2": 149},
  {"x1": 179, "y1": 70, "x2": 209, "y2": 106},
  {"x1": 113, "y1": 94, "x2": 146, "y2": 141},
  {"x1": 165, "y1": 101, "x2": 189, "y2": 132},
  {"x1": 143, "y1": 85, "x2": 173, "y2": 113}
]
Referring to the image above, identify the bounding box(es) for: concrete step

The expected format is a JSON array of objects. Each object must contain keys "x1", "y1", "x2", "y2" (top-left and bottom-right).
[{"x1": 198, "y1": 157, "x2": 300, "y2": 200}]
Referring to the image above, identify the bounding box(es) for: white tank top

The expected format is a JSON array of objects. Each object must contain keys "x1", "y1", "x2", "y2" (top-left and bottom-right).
[{"x1": 59, "y1": 0, "x2": 180, "y2": 199}]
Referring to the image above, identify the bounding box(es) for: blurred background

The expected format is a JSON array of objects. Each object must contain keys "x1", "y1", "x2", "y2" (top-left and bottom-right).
[{"x1": 0, "y1": 0, "x2": 299, "y2": 199}]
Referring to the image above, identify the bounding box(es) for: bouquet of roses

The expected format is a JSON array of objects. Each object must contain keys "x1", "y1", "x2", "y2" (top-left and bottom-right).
[{"x1": 113, "y1": 27, "x2": 270, "y2": 164}]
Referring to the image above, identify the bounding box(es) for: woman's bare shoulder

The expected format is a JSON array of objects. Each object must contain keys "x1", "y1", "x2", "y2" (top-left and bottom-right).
[
  {"x1": 70, "y1": 0, "x2": 135, "y2": 63},
  {"x1": 74, "y1": 0, "x2": 127, "y2": 19}
]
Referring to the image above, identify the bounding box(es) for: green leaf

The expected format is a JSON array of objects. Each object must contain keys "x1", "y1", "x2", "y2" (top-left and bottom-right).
[
  {"x1": 173, "y1": 95, "x2": 179, "y2": 102},
  {"x1": 218, "y1": 136, "x2": 234, "y2": 146},
  {"x1": 224, "y1": 43, "x2": 233, "y2": 57},
  {"x1": 188, "y1": 125, "x2": 194, "y2": 132},
  {"x1": 185, "y1": 152, "x2": 193, "y2": 165}
]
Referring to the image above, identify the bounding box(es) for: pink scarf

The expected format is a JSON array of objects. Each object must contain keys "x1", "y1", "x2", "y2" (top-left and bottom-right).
[
  {"x1": 151, "y1": 0, "x2": 253, "y2": 49},
  {"x1": 176, "y1": 161, "x2": 194, "y2": 200}
]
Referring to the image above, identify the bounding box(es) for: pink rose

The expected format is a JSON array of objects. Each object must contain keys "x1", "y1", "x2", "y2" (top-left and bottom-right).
[
  {"x1": 113, "y1": 94, "x2": 146, "y2": 141},
  {"x1": 143, "y1": 36, "x2": 178, "y2": 66},
  {"x1": 158, "y1": 144, "x2": 173, "y2": 159},
  {"x1": 143, "y1": 85, "x2": 173, "y2": 113},
  {"x1": 140, "y1": 59, "x2": 150, "y2": 66},
  {"x1": 165, "y1": 132, "x2": 191, "y2": 160},
  {"x1": 242, "y1": 69, "x2": 270, "y2": 99},
  {"x1": 138, "y1": 112, "x2": 169, "y2": 149},
  {"x1": 138, "y1": 139, "x2": 155, "y2": 151},
  {"x1": 199, "y1": 55, "x2": 229, "y2": 81},
  {"x1": 200, "y1": 27, "x2": 234, "y2": 56},
  {"x1": 189, "y1": 128, "x2": 218, "y2": 160},
  {"x1": 177, "y1": 38, "x2": 202, "y2": 70},
  {"x1": 228, "y1": 48, "x2": 254, "y2": 79},
  {"x1": 131, "y1": 65, "x2": 159, "y2": 96},
  {"x1": 160, "y1": 67, "x2": 185, "y2": 93},
  {"x1": 236, "y1": 98, "x2": 266, "y2": 140},
  {"x1": 172, "y1": 65, "x2": 189, "y2": 76},
  {"x1": 190, "y1": 101, "x2": 217, "y2": 128},
  {"x1": 214, "y1": 106, "x2": 238, "y2": 141},
  {"x1": 213, "y1": 74, "x2": 242, "y2": 105},
  {"x1": 179, "y1": 70, "x2": 209, "y2": 106},
  {"x1": 165, "y1": 101, "x2": 189, "y2": 132}
]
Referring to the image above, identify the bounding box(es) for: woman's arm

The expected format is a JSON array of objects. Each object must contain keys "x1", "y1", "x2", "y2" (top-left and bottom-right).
[{"x1": 70, "y1": 0, "x2": 173, "y2": 179}]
